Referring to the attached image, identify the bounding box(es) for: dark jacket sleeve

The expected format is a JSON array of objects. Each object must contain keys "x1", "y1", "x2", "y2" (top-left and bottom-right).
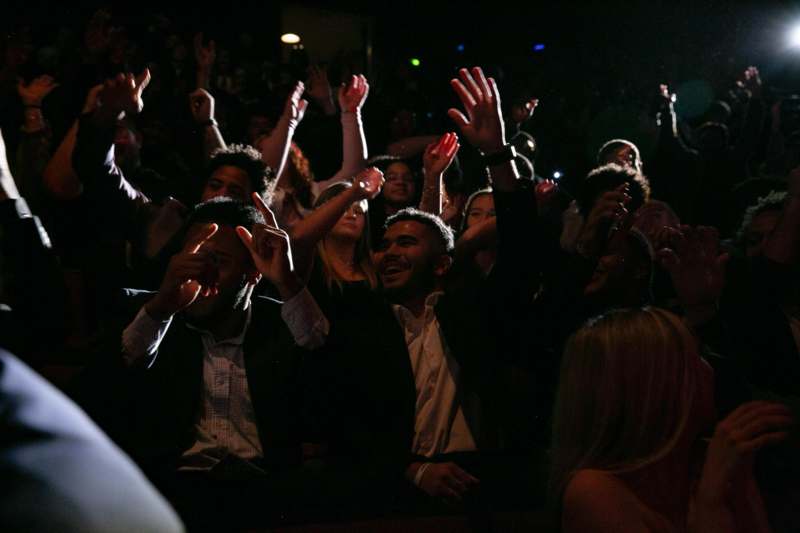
[{"x1": 72, "y1": 115, "x2": 151, "y2": 244}]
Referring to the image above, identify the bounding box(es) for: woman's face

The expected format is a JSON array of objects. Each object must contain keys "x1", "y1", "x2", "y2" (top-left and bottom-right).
[
  {"x1": 329, "y1": 201, "x2": 367, "y2": 242},
  {"x1": 465, "y1": 193, "x2": 495, "y2": 229}
]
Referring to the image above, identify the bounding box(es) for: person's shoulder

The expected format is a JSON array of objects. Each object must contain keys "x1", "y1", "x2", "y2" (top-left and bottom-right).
[{"x1": 562, "y1": 469, "x2": 650, "y2": 532}]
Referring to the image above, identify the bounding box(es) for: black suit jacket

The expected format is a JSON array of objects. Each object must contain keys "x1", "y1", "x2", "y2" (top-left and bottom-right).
[
  {"x1": 85, "y1": 291, "x2": 311, "y2": 473},
  {"x1": 313, "y1": 187, "x2": 540, "y2": 479}
]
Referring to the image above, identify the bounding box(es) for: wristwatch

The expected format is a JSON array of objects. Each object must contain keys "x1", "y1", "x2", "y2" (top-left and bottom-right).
[{"x1": 481, "y1": 144, "x2": 517, "y2": 167}]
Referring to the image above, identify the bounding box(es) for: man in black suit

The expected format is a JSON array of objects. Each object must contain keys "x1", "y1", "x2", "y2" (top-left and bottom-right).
[
  {"x1": 315, "y1": 67, "x2": 540, "y2": 511},
  {"x1": 115, "y1": 194, "x2": 329, "y2": 528}
]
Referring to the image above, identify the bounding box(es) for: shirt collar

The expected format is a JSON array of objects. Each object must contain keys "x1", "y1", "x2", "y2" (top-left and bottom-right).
[{"x1": 185, "y1": 303, "x2": 253, "y2": 346}]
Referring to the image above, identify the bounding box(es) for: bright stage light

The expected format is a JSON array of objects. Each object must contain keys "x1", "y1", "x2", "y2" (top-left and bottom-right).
[
  {"x1": 281, "y1": 33, "x2": 301, "y2": 44},
  {"x1": 410, "y1": 58, "x2": 421, "y2": 67},
  {"x1": 790, "y1": 26, "x2": 800, "y2": 47},
  {"x1": 553, "y1": 171, "x2": 562, "y2": 179}
]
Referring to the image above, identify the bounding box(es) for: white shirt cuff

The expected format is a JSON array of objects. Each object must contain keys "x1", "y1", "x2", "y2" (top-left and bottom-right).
[
  {"x1": 121, "y1": 305, "x2": 173, "y2": 367},
  {"x1": 280, "y1": 287, "x2": 329, "y2": 349}
]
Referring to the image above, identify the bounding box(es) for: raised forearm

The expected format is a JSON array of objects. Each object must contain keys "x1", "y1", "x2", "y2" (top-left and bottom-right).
[
  {"x1": 202, "y1": 121, "x2": 226, "y2": 161},
  {"x1": 42, "y1": 120, "x2": 82, "y2": 199},
  {"x1": 418, "y1": 170, "x2": 443, "y2": 215},
  {"x1": 764, "y1": 195, "x2": 800, "y2": 265},
  {"x1": 258, "y1": 114, "x2": 296, "y2": 177}
]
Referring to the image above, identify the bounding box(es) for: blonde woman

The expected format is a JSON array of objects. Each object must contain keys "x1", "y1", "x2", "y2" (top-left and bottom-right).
[{"x1": 551, "y1": 307, "x2": 793, "y2": 532}]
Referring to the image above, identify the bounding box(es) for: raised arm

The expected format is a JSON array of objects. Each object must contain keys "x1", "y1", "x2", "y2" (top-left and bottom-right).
[
  {"x1": 289, "y1": 168, "x2": 383, "y2": 278},
  {"x1": 419, "y1": 132, "x2": 459, "y2": 215},
  {"x1": 15, "y1": 76, "x2": 58, "y2": 203},
  {"x1": 193, "y1": 33, "x2": 216, "y2": 91},
  {"x1": 42, "y1": 84, "x2": 102, "y2": 200},
  {"x1": 314, "y1": 75, "x2": 370, "y2": 193},
  {"x1": 72, "y1": 71, "x2": 152, "y2": 240},
  {"x1": 448, "y1": 67, "x2": 518, "y2": 192},
  {"x1": 257, "y1": 82, "x2": 307, "y2": 178},
  {"x1": 189, "y1": 88, "x2": 226, "y2": 161}
]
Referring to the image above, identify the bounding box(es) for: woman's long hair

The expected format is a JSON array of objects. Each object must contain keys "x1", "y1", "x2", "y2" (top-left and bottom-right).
[
  {"x1": 313, "y1": 182, "x2": 378, "y2": 291},
  {"x1": 549, "y1": 307, "x2": 698, "y2": 501}
]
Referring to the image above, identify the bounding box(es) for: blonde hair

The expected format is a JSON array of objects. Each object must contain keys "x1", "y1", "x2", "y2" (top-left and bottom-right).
[
  {"x1": 314, "y1": 182, "x2": 378, "y2": 292},
  {"x1": 549, "y1": 307, "x2": 697, "y2": 500}
]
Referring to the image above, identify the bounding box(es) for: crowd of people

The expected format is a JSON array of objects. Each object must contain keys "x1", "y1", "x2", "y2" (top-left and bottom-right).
[{"x1": 0, "y1": 8, "x2": 799, "y2": 532}]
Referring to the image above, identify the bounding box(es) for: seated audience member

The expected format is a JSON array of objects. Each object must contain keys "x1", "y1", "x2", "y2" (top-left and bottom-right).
[
  {"x1": 315, "y1": 67, "x2": 540, "y2": 513},
  {"x1": 551, "y1": 307, "x2": 793, "y2": 532},
  {"x1": 113, "y1": 196, "x2": 329, "y2": 528},
  {"x1": 288, "y1": 168, "x2": 384, "y2": 316},
  {"x1": 454, "y1": 188, "x2": 497, "y2": 278},
  {"x1": 0, "y1": 350, "x2": 184, "y2": 533},
  {"x1": 720, "y1": 169, "x2": 800, "y2": 399}
]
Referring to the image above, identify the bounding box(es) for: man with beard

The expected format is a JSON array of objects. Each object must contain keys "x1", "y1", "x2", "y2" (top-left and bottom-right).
[{"x1": 116, "y1": 195, "x2": 329, "y2": 528}]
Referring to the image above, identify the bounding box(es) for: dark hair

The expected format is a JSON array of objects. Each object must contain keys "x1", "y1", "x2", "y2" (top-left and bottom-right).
[
  {"x1": 206, "y1": 144, "x2": 276, "y2": 203},
  {"x1": 385, "y1": 208, "x2": 455, "y2": 253},
  {"x1": 186, "y1": 196, "x2": 265, "y2": 229},
  {"x1": 578, "y1": 163, "x2": 651, "y2": 218}
]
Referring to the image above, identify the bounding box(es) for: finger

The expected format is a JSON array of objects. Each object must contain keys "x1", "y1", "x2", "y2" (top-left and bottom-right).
[
  {"x1": 459, "y1": 68, "x2": 483, "y2": 103},
  {"x1": 738, "y1": 415, "x2": 794, "y2": 442},
  {"x1": 252, "y1": 192, "x2": 279, "y2": 228},
  {"x1": 188, "y1": 223, "x2": 218, "y2": 254},
  {"x1": 471, "y1": 66, "x2": 492, "y2": 102},
  {"x1": 451, "y1": 465, "x2": 480, "y2": 485},
  {"x1": 136, "y1": 68, "x2": 151, "y2": 92},
  {"x1": 447, "y1": 108, "x2": 470, "y2": 130},
  {"x1": 444, "y1": 475, "x2": 468, "y2": 495},
  {"x1": 724, "y1": 401, "x2": 781, "y2": 425},
  {"x1": 734, "y1": 403, "x2": 793, "y2": 430},
  {"x1": 487, "y1": 77, "x2": 502, "y2": 106},
  {"x1": 236, "y1": 225, "x2": 256, "y2": 254},
  {"x1": 450, "y1": 78, "x2": 477, "y2": 112},
  {"x1": 742, "y1": 431, "x2": 790, "y2": 453},
  {"x1": 297, "y1": 99, "x2": 308, "y2": 116}
]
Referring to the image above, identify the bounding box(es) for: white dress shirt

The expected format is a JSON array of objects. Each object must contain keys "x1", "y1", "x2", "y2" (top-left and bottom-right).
[
  {"x1": 392, "y1": 292, "x2": 478, "y2": 458},
  {"x1": 121, "y1": 288, "x2": 329, "y2": 471}
]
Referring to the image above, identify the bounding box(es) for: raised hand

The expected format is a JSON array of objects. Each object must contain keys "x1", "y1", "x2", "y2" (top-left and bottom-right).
[
  {"x1": 351, "y1": 166, "x2": 384, "y2": 200},
  {"x1": 738, "y1": 66, "x2": 761, "y2": 99},
  {"x1": 576, "y1": 184, "x2": 631, "y2": 258},
  {"x1": 145, "y1": 223, "x2": 219, "y2": 320},
  {"x1": 535, "y1": 178, "x2": 558, "y2": 207},
  {"x1": 656, "y1": 224, "x2": 729, "y2": 313},
  {"x1": 236, "y1": 192, "x2": 298, "y2": 298},
  {"x1": 17, "y1": 75, "x2": 59, "y2": 107},
  {"x1": 511, "y1": 97, "x2": 539, "y2": 125},
  {"x1": 447, "y1": 67, "x2": 506, "y2": 153},
  {"x1": 306, "y1": 65, "x2": 335, "y2": 114},
  {"x1": 423, "y1": 132, "x2": 460, "y2": 178},
  {"x1": 193, "y1": 32, "x2": 216, "y2": 70},
  {"x1": 697, "y1": 401, "x2": 792, "y2": 508},
  {"x1": 81, "y1": 84, "x2": 104, "y2": 114},
  {"x1": 189, "y1": 88, "x2": 215, "y2": 124},
  {"x1": 283, "y1": 81, "x2": 309, "y2": 128},
  {"x1": 97, "y1": 69, "x2": 151, "y2": 120},
  {"x1": 338, "y1": 74, "x2": 369, "y2": 114}
]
